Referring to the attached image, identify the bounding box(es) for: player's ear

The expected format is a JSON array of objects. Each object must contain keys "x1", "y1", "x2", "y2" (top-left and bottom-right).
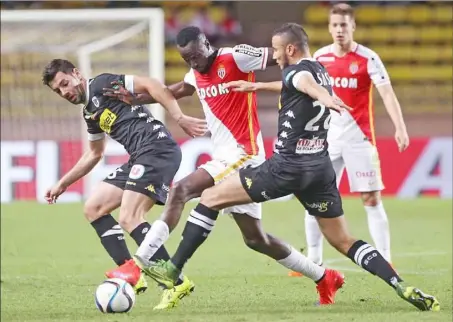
[
  {"x1": 73, "y1": 68, "x2": 82, "y2": 80},
  {"x1": 286, "y1": 44, "x2": 295, "y2": 57}
]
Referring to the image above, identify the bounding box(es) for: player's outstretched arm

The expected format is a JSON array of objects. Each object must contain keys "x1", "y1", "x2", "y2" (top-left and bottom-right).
[
  {"x1": 377, "y1": 84, "x2": 409, "y2": 152},
  {"x1": 103, "y1": 80, "x2": 195, "y2": 105},
  {"x1": 294, "y1": 72, "x2": 352, "y2": 114},
  {"x1": 132, "y1": 76, "x2": 207, "y2": 137},
  {"x1": 45, "y1": 138, "x2": 106, "y2": 203},
  {"x1": 225, "y1": 80, "x2": 282, "y2": 93}
]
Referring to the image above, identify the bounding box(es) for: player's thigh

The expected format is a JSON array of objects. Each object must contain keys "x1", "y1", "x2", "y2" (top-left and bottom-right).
[
  {"x1": 343, "y1": 141, "x2": 384, "y2": 192},
  {"x1": 84, "y1": 181, "x2": 124, "y2": 222},
  {"x1": 295, "y1": 162, "x2": 344, "y2": 218},
  {"x1": 201, "y1": 155, "x2": 264, "y2": 219},
  {"x1": 330, "y1": 155, "x2": 346, "y2": 188},
  {"x1": 200, "y1": 172, "x2": 254, "y2": 210},
  {"x1": 119, "y1": 190, "x2": 156, "y2": 224},
  {"x1": 238, "y1": 156, "x2": 293, "y2": 204}
]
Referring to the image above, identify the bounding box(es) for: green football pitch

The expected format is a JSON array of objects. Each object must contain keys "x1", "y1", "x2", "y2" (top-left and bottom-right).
[{"x1": 1, "y1": 197, "x2": 452, "y2": 322}]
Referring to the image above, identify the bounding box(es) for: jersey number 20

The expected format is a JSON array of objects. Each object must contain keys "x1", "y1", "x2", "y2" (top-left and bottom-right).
[{"x1": 305, "y1": 101, "x2": 332, "y2": 131}]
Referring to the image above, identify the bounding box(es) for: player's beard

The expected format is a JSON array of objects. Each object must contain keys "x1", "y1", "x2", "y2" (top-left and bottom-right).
[
  {"x1": 282, "y1": 55, "x2": 290, "y2": 69},
  {"x1": 74, "y1": 83, "x2": 86, "y2": 105}
]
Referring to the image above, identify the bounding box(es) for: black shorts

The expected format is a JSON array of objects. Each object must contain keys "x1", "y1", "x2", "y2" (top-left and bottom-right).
[
  {"x1": 239, "y1": 153, "x2": 343, "y2": 218},
  {"x1": 103, "y1": 144, "x2": 182, "y2": 205}
]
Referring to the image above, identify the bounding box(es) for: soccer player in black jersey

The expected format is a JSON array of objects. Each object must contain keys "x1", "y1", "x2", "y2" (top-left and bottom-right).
[
  {"x1": 142, "y1": 23, "x2": 440, "y2": 311},
  {"x1": 41, "y1": 59, "x2": 206, "y2": 308}
]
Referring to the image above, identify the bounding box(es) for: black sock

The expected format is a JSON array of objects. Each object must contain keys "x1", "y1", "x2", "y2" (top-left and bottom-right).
[
  {"x1": 171, "y1": 203, "x2": 218, "y2": 271},
  {"x1": 347, "y1": 240, "x2": 403, "y2": 288},
  {"x1": 91, "y1": 215, "x2": 132, "y2": 266},
  {"x1": 130, "y1": 222, "x2": 184, "y2": 286}
]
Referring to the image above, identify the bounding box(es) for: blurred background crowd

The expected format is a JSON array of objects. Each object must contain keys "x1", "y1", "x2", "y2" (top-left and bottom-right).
[{"x1": 1, "y1": 1, "x2": 451, "y2": 139}]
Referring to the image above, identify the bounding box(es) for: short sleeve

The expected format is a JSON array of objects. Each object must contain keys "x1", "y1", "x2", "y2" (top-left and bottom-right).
[
  {"x1": 90, "y1": 73, "x2": 126, "y2": 94},
  {"x1": 231, "y1": 44, "x2": 268, "y2": 73},
  {"x1": 183, "y1": 69, "x2": 196, "y2": 87},
  {"x1": 83, "y1": 112, "x2": 105, "y2": 141},
  {"x1": 283, "y1": 63, "x2": 312, "y2": 91},
  {"x1": 367, "y1": 52, "x2": 391, "y2": 87}
]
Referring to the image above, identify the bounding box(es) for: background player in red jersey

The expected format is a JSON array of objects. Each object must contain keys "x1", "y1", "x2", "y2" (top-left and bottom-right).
[{"x1": 105, "y1": 26, "x2": 344, "y2": 310}]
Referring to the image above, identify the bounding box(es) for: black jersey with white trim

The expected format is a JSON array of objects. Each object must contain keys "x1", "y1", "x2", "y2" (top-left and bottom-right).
[
  {"x1": 82, "y1": 73, "x2": 176, "y2": 156},
  {"x1": 275, "y1": 59, "x2": 333, "y2": 159}
]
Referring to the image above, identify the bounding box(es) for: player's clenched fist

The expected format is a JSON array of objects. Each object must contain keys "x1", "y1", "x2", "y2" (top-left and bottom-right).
[{"x1": 45, "y1": 183, "x2": 67, "y2": 204}]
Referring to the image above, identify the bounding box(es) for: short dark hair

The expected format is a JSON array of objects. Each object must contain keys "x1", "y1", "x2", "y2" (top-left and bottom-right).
[
  {"x1": 42, "y1": 59, "x2": 76, "y2": 86},
  {"x1": 272, "y1": 23, "x2": 309, "y2": 51},
  {"x1": 176, "y1": 26, "x2": 202, "y2": 47},
  {"x1": 330, "y1": 3, "x2": 355, "y2": 20}
]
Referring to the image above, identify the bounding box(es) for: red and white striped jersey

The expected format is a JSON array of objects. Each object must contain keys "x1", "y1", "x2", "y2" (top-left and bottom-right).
[
  {"x1": 314, "y1": 43, "x2": 390, "y2": 144},
  {"x1": 184, "y1": 45, "x2": 268, "y2": 159}
]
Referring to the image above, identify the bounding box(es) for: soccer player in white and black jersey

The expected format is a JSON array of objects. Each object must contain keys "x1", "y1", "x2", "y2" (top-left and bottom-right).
[
  {"x1": 42, "y1": 59, "x2": 206, "y2": 304},
  {"x1": 222, "y1": 23, "x2": 440, "y2": 312},
  {"x1": 143, "y1": 23, "x2": 439, "y2": 311}
]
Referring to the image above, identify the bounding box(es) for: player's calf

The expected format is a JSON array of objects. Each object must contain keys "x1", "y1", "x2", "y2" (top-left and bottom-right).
[{"x1": 84, "y1": 187, "x2": 131, "y2": 267}]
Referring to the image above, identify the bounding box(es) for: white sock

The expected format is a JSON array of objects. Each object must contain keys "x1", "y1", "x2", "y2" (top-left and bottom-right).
[
  {"x1": 304, "y1": 212, "x2": 324, "y2": 265},
  {"x1": 365, "y1": 202, "x2": 391, "y2": 262},
  {"x1": 278, "y1": 246, "x2": 325, "y2": 281},
  {"x1": 136, "y1": 219, "x2": 170, "y2": 262}
]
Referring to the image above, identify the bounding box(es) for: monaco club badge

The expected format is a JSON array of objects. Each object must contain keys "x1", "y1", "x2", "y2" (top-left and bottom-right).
[
  {"x1": 349, "y1": 62, "x2": 359, "y2": 74},
  {"x1": 217, "y1": 65, "x2": 226, "y2": 79}
]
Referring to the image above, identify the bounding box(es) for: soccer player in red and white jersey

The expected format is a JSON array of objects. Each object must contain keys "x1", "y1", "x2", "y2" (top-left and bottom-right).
[
  {"x1": 104, "y1": 26, "x2": 344, "y2": 310},
  {"x1": 287, "y1": 3, "x2": 410, "y2": 276}
]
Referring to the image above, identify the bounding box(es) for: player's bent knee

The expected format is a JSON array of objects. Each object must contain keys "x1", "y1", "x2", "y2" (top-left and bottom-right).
[
  {"x1": 199, "y1": 187, "x2": 219, "y2": 209},
  {"x1": 84, "y1": 201, "x2": 108, "y2": 222},
  {"x1": 361, "y1": 191, "x2": 381, "y2": 207},
  {"x1": 117, "y1": 206, "x2": 146, "y2": 233},
  {"x1": 171, "y1": 180, "x2": 196, "y2": 203},
  {"x1": 243, "y1": 235, "x2": 269, "y2": 252}
]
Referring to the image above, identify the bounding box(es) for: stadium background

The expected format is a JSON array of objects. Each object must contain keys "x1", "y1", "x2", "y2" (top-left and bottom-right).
[
  {"x1": 1, "y1": 1, "x2": 452, "y2": 202},
  {"x1": 1, "y1": 2, "x2": 452, "y2": 321}
]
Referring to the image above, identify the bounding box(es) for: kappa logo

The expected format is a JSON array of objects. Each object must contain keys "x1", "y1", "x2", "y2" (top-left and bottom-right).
[
  {"x1": 244, "y1": 177, "x2": 253, "y2": 189},
  {"x1": 217, "y1": 64, "x2": 226, "y2": 79},
  {"x1": 145, "y1": 184, "x2": 156, "y2": 193}
]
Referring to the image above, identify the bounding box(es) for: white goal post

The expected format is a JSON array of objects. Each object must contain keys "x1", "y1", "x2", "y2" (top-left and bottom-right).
[
  {"x1": 1, "y1": 8, "x2": 165, "y2": 121},
  {"x1": 1, "y1": 8, "x2": 165, "y2": 201}
]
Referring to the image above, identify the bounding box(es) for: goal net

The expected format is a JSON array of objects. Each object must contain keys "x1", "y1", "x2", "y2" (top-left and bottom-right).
[{"x1": 0, "y1": 8, "x2": 165, "y2": 203}]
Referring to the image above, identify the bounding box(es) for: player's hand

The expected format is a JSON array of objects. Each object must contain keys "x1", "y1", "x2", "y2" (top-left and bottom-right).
[
  {"x1": 45, "y1": 183, "x2": 67, "y2": 204},
  {"x1": 325, "y1": 96, "x2": 352, "y2": 114},
  {"x1": 103, "y1": 81, "x2": 136, "y2": 105},
  {"x1": 395, "y1": 128, "x2": 409, "y2": 152},
  {"x1": 177, "y1": 115, "x2": 208, "y2": 138},
  {"x1": 224, "y1": 80, "x2": 258, "y2": 92}
]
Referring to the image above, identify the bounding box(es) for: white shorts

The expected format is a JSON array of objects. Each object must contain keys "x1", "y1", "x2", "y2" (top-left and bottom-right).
[
  {"x1": 199, "y1": 154, "x2": 264, "y2": 219},
  {"x1": 329, "y1": 140, "x2": 384, "y2": 192}
]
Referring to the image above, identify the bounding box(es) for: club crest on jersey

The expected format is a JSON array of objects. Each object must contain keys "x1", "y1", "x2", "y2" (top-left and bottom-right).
[
  {"x1": 217, "y1": 65, "x2": 226, "y2": 79},
  {"x1": 349, "y1": 62, "x2": 359, "y2": 74}
]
